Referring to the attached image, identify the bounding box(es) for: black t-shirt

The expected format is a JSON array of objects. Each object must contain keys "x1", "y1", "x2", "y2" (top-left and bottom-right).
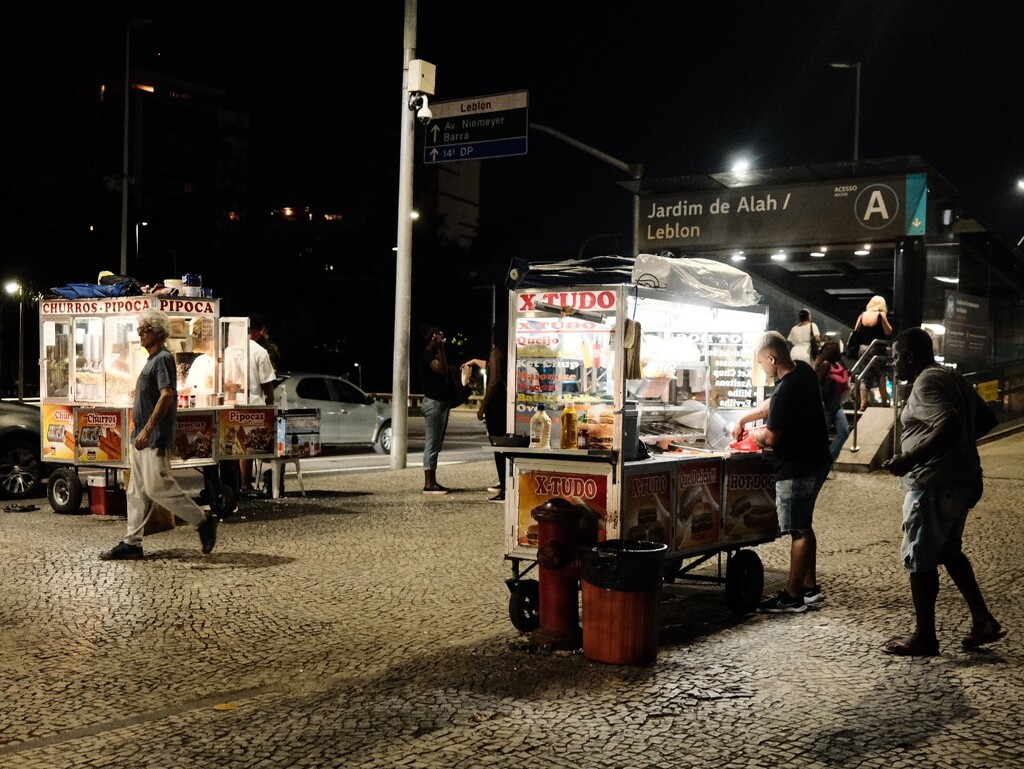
[
  {"x1": 417, "y1": 348, "x2": 450, "y2": 402},
  {"x1": 766, "y1": 360, "x2": 832, "y2": 479}
]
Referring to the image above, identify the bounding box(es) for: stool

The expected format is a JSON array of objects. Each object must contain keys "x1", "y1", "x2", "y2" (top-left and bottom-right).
[{"x1": 257, "y1": 458, "x2": 305, "y2": 499}]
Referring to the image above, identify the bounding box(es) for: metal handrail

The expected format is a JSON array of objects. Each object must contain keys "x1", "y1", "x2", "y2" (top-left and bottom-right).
[{"x1": 847, "y1": 340, "x2": 892, "y2": 454}]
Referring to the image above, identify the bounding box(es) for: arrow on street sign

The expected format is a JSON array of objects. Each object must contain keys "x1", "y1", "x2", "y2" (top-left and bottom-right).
[{"x1": 423, "y1": 90, "x2": 528, "y2": 164}]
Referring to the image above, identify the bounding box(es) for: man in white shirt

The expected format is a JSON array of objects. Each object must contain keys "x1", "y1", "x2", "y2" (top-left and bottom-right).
[{"x1": 236, "y1": 314, "x2": 276, "y2": 495}]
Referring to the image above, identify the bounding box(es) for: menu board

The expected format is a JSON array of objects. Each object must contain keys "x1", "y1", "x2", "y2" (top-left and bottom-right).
[
  {"x1": 41, "y1": 404, "x2": 76, "y2": 461},
  {"x1": 675, "y1": 457, "x2": 722, "y2": 552},
  {"x1": 708, "y1": 332, "x2": 757, "y2": 409}
]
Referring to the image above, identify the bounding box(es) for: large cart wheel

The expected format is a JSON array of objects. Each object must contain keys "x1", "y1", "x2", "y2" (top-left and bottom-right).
[
  {"x1": 48, "y1": 467, "x2": 85, "y2": 514},
  {"x1": 725, "y1": 549, "x2": 764, "y2": 615},
  {"x1": 508, "y1": 579, "x2": 540, "y2": 632},
  {"x1": 209, "y1": 482, "x2": 237, "y2": 519}
]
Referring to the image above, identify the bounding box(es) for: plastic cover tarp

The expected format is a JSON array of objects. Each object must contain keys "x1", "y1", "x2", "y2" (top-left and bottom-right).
[
  {"x1": 506, "y1": 255, "x2": 636, "y2": 289},
  {"x1": 631, "y1": 254, "x2": 762, "y2": 307},
  {"x1": 579, "y1": 539, "x2": 668, "y2": 592}
]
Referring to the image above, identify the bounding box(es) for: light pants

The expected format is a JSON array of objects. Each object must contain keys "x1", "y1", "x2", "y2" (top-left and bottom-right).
[
  {"x1": 125, "y1": 445, "x2": 206, "y2": 546},
  {"x1": 421, "y1": 397, "x2": 450, "y2": 472}
]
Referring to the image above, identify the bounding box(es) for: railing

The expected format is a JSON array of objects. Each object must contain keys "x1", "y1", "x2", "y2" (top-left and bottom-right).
[{"x1": 846, "y1": 338, "x2": 892, "y2": 453}]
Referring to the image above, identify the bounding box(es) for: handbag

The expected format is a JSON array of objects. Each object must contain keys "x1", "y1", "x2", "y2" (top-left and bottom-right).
[
  {"x1": 809, "y1": 323, "x2": 820, "y2": 360},
  {"x1": 844, "y1": 328, "x2": 861, "y2": 360}
]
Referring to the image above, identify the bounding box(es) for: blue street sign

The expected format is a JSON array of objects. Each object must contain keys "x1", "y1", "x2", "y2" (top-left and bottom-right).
[{"x1": 423, "y1": 90, "x2": 528, "y2": 164}]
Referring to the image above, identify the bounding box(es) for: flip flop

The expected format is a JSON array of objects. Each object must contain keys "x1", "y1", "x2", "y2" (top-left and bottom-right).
[
  {"x1": 882, "y1": 635, "x2": 940, "y2": 657},
  {"x1": 962, "y1": 627, "x2": 1007, "y2": 650}
]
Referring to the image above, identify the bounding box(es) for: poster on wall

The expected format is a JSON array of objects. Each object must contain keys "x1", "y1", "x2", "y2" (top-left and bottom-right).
[{"x1": 943, "y1": 291, "x2": 989, "y2": 366}]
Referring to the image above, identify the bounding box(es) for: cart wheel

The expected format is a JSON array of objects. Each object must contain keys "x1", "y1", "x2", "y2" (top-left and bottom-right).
[
  {"x1": 209, "y1": 482, "x2": 237, "y2": 519},
  {"x1": 47, "y1": 467, "x2": 85, "y2": 514},
  {"x1": 508, "y1": 579, "x2": 540, "y2": 632},
  {"x1": 725, "y1": 549, "x2": 764, "y2": 615}
]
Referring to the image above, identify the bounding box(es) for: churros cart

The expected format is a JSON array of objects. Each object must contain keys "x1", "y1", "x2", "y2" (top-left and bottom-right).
[
  {"x1": 38, "y1": 295, "x2": 276, "y2": 514},
  {"x1": 498, "y1": 256, "x2": 780, "y2": 631}
]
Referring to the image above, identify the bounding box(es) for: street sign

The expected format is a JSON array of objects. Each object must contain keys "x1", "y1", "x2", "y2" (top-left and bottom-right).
[{"x1": 424, "y1": 90, "x2": 528, "y2": 164}]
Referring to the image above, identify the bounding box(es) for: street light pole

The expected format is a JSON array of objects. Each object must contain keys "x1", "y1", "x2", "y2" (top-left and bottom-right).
[
  {"x1": 135, "y1": 221, "x2": 147, "y2": 260},
  {"x1": 4, "y1": 281, "x2": 23, "y2": 402},
  {"x1": 830, "y1": 61, "x2": 861, "y2": 161},
  {"x1": 121, "y1": 18, "x2": 152, "y2": 276},
  {"x1": 354, "y1": 362, "x2": 362, "y2": 391}
]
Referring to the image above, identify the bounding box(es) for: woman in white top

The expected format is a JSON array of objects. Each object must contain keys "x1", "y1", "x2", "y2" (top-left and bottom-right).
[{"x1": 787, "y1": 308, "x2": 820, "y2": 365}]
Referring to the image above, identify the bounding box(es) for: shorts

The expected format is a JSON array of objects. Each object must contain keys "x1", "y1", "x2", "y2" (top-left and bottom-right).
[
  {"x1": 775, "y1": 471, "x2": 826, "y2": 533},
  {"x1": 900, "y1": 482, "x2": 972, "y2": 573}
]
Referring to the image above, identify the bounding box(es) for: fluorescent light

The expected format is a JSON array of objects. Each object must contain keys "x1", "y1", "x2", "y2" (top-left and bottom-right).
[
  {"x1": 854, "y1": 249, "x2": 870, "y2": 256},
  {"x1": 934, "y1": 276, "x2": 960, "y2": 284},
  {"x1": 810, "y1": 251, "x2": 825, "y2": 257},
  {"x1": 731, "y1": 254, "x2": 746, "y2": 262},
  {"x1": 770, "y1": 252, "x2": 787, "y2": 261}
]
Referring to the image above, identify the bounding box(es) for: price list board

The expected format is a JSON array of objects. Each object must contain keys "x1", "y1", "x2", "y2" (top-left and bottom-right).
[{"x1": 708, "y1": 332, "x2": 757, "y2": 409}]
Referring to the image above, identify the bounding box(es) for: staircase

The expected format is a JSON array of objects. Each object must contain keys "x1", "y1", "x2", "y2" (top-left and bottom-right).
[{"x1": 835, "y1": 407, "x2": 895, "y2": 472}]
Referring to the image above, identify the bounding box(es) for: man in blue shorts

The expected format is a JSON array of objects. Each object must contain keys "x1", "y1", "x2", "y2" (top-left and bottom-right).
[
  {"x1": 881, "y1": 327, "x2": 1004, "y2": 655},
  {"x1": 732, "y1": 331, "x2": 832, "y2": 613}
]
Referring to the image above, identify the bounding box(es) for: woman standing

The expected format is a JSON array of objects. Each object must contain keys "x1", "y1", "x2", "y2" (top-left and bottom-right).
[
  {"x1": 787, "y1": 308, "x2": 821, "y2": 364},
  {"x1": 852, "y1": 296, "x2": 893, "y2": 410},
  {"x1": 418, "y1": 325, "x2": 453, "y2": 495}
]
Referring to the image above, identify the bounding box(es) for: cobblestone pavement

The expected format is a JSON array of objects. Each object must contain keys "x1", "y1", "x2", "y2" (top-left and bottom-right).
[{"x1": 2, "y1": 432, "x2": 1022, "y2": 768}]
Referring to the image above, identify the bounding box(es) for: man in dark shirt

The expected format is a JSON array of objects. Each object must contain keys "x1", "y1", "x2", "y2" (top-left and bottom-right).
[
  {"x1": 100, "y1": 309, "x2": 219, "y2": 560},
  {"x1": 418, "y1": 325, "x2": 453, "y2": 495},
  {"x1": 732, "y1": 331, "x2": 832, "y2": 612}
]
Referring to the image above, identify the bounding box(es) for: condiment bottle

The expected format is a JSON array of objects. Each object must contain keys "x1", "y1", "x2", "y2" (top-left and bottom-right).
[
  {"x1": 560, "y1": 401, "x2": 578, "y2": 448},
  {"x1": 529, "y1": 403, "x2": 552, "y2": 449},
  {"x1": 576, "y1": 410, "x2": 590, "y2": 450}
]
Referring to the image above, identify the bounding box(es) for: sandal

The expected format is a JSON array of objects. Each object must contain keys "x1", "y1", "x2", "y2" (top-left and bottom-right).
[
  {"x1": 962, "y1": 625, "x2": 1007, "y2": 650},
  {"x1": 882, "y1": 635, "x2": 940, "y2": 657}
]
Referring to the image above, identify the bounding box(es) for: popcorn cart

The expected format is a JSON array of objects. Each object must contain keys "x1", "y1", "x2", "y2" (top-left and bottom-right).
[
  {"x1": 38, "y1": 295, "x2": 276, "y2": 514},
  {"x1": 497, "y1": 256, "x2": 781, "y2": 631}
]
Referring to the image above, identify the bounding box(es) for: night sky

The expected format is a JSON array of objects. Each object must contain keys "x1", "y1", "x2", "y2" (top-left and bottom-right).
[{"x1": 2, "y1": 1, "x2": 1021, "y2": 386}]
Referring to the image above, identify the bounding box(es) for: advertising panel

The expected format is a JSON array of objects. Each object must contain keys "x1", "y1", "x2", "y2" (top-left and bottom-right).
[
  {"x1": 721, "y1": 456, "x2": 778, "y2": 545},
  {"x1": 75, "y1": 408, "x2": 127, "y2": 463},
  {"x1": 41, "y1": 404, "x2": 76, "y2": 461},
  {"x1": 516, "y1": 468, "x2": 609, "y2": 547},
  {"x1": 218, "y1": 407, "x2": 276, "y2": 458},
  {"x1": 675, "y1": 457, "x2": 722, "y2": 551},
  {"x1": 171, "y1": 411, "x2": 216, "y2": 462},
  {"x1": 622, "y1": 468, "x2": 672, "y2": 546}
]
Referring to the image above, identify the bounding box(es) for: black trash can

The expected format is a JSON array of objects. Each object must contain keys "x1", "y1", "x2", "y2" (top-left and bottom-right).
[{"x1": 580, "y1": 539, "x2": 667, "y2": 664}]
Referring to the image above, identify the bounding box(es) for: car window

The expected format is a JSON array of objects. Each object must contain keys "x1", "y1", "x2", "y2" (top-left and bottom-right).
[
  {"x1": 295, "y1": 377, "x2": 333, "y2": 402},
  {"x1": 332, "y1": 379, "x2": 366, "y2": 404}
]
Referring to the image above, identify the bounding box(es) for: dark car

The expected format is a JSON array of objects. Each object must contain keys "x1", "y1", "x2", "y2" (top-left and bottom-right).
[
  {"x1": 272, "y1": 373, "x2": 392, "y2": 454},
  {"x1": 0, "y1": 400, "x2": 43, "y2": 499}
]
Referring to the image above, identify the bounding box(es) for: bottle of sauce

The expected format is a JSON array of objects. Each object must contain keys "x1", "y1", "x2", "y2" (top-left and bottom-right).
[
  {"x1": 529, "y1": 403, "x2": 552, "y2": 449},
  {"x1": 576, "y1": 410, "x2": 590, "y2": 450},
  {"x1": 560, "y1": 401, "x2": 578, "y2": 448}
]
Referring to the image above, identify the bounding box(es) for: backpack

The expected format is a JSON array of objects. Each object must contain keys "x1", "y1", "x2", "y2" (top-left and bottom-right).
[{"x1": 827, "y1": 362, "x2": 850, "y2": 397}]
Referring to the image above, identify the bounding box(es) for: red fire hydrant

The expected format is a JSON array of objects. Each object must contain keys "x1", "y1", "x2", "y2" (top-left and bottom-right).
[{"x1": 530, "y1": 497, "x2": 583, "y2": 650}]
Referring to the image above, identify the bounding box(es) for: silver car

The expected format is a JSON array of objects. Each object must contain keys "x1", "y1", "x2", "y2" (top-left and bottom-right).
[{"x1": 272, "y1": 373, "x2": 392, "y2": 454}]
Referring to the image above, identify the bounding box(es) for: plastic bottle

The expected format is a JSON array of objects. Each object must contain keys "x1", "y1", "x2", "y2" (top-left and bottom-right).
[
  {"x1": 576, "y1": 411, "x2": 591, "y2": 450},
  {"x1": 529, "y1": 403, "x2": 552, "y2": 449},
  {"x1": 560, "y1": 401, "x2": 578, "y2": 448}
]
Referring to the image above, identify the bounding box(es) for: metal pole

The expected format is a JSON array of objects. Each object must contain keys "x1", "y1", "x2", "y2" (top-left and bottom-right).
[
  {"x1": 16, "y1": 293, "x2": 24, "y2": 402},
  {"x1": 853, "y1": 62, "x2": 861, "y2": 161},
  {"x1": 120, "y1": 22, "x2": 131, "y2": 276},
  {"x1": 390, "y1": 0, "x2": 417, "y2": 469}
]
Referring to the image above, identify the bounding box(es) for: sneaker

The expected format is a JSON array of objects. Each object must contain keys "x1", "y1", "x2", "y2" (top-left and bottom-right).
[
  {"x1": 100, "y1": 542, "x2": 144, "y2": 561},
  {"x1": 488, "y1": 492, "x2": 505, "y2": 502},
  {"x1": 423, "y1": 485, "x2": 449, "y2": 495},
  {"x1": 487, "y1": 485, "x2": 502, "y2": 493},
  {"x1": 238, "y1": 487, "x2": 263, "y2": 499},
  {"x1": 198, "y1": 513, "x2": 219, "y2": 554},
  {"x1": 803, "y1": 585, "x2": 825, "y2": 605},
  {"x1": 759, "y1": 589, "x2": 808, "y2": 614}
]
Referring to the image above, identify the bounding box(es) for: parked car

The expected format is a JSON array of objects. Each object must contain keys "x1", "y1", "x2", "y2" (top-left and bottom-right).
[
  {"x1": 272, "y1": 373, "x2": 392, "y2": 454},
  {"x1": 0, "y1": 400, "x2": 43, "y2": 499}
]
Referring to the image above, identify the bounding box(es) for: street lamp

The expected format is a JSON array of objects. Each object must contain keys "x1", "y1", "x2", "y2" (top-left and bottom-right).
[
  {"x1": 354, "y1": 362, "x2": 362, "y2": 391},
  {"x1": 4, "y1": 281, "x2": 24, "y2": 402},
  {"x1": 120, "y1": 18, "x2": 153, "y2": 276},
  {"x1": 830, "y1": 61, "x2": 861, "y2": 161}
]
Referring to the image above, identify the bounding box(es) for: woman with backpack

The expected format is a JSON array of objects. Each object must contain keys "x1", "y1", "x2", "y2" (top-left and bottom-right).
[{"x1": 814, "y1": 340, "x2": 851, "y2": 471}]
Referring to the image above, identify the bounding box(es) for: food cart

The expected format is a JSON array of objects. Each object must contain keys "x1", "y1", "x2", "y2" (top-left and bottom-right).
[
  {"x1": 498, "y1": 255, "x2": 779, "y2": 631},
  {"x1": 38, "y1": 294, "x2": 276, "y2": 514}
]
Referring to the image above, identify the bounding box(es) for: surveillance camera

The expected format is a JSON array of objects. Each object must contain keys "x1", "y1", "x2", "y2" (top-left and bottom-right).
[{"x1": 416, "y1": 94, "x2": 432, "y2": 125}]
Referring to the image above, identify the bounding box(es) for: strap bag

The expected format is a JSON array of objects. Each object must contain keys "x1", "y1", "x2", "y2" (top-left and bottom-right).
[
  {"x1": 827, "y1": 362, "x2": 850, "y2": 397},
  {"x1": 809, "y1": 323, "x2": 820, "y2": 360},
  {"x1": 447, "y1": 365, "x2": 472, "y2": 409}
]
